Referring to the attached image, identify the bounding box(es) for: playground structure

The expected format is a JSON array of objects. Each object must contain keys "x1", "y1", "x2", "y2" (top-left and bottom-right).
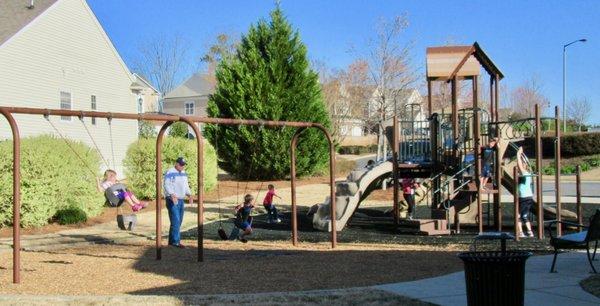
[
  {"x1": 0, "y1": 43, "x2": 589, "y2": 286},
  {"x1": 313, "y1": 42, "x2": 583, "y2": 238},
  {"x1": 0, "y1": 106, "x2": 338, "y2": 284}
]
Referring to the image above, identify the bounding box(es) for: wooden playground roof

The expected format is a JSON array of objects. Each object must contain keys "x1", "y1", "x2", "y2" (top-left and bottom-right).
[{"x1": 426, "y1": 42, "x2": 504, "y2": 80}]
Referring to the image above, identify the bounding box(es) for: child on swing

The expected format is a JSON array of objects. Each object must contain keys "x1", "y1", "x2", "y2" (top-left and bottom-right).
[
  {"x1": 263, "y1": 184, "x2": 282, "y2": 223},
  {"x1": 230, "y1": 194, "x2": 254, "y2": 243},
  {"x1": 97, "y1": 169, "x2": 148, "y2": 212}
]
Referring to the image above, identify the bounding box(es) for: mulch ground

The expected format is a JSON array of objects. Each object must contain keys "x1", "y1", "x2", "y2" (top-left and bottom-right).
[
  {"x1": 0, "y1": 239, "x2": 464, "y2": 295},
  {"x1": 0, "y1": 171, "x2": 340, "y2": 239}
]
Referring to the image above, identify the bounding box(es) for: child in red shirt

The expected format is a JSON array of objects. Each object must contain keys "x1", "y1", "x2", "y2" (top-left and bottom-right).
[
  {"x1": 402, "y1": 177, "x2": 419, "y2": 220},
  {"x1": 263, "y1": 184, "x2": 282, "y2": 223}
]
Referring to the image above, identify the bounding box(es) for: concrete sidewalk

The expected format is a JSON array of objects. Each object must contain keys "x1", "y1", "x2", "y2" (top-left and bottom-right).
[{"x1": 377, "y1": 252, "x2": 600, "y2": 306}]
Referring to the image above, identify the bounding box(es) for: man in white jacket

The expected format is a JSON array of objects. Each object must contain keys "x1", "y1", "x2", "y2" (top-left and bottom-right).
[{"x1": 163, "y1": 157, "x2": 192, "y2": 248}]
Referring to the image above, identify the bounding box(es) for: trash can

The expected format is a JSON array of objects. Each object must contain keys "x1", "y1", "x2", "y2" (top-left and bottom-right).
[{"x1": 458, "y1": 232, "x2": 532, "y2": 306}]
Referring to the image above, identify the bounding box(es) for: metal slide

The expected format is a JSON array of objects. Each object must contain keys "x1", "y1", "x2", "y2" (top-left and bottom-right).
[{"x1": 312, "y1": 161, "x2": 393, "y2": 232}]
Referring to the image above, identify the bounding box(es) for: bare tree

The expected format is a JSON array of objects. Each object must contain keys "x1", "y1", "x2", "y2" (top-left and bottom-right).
[
  {"x1": 131, "y1": 35, "x2": 191, "y2": 99},
  {"x1": 316, "y1": 59, "x2": 371, "y2": 145},
  {"x1": 200, "y1": 32, "x2": 238, "y2": 88},
  {"x1": 359, "y1": 15, "x2": 418, "y2": 160},
  {"x1": 509, "y1": 76, "x2": 550, "y2": 119},
  {"x1": 567, "y1": 97, "x2": 592, "y2": 132}
]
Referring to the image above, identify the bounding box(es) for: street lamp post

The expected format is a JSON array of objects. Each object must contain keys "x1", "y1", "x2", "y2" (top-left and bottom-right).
[{"x1": 563, "y1": 38, "x2": 587, "y2": 132}]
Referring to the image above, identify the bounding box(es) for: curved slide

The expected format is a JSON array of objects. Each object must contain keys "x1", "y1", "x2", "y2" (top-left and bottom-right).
[{"x1": 312, "y1": 161, "x2": 393, "y2": 232}]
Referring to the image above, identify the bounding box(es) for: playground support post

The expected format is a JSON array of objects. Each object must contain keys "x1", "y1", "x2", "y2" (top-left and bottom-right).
[
  {"x1": 513, "y1": 166, "x2": 520, "y2": 241},
  {"x1": 0, "y1": 109, "x2": 21, "y2": 284},
  {"x1": 473, "y1": 76, "x2": 483, "y2": 233},
  {"x1": 179, "y1": 117, "x2": 204, "y2": 262},
  {"x1": 535, "y1": 104, "x2": 544, "y2": 239},
  {"x1": 290, "y1": 125, "x2": 336, "y2": 248},
  {"x1": 555, "y1": 106, "x2": 562, "y2": 236},
  {"x1": 493, "y1": 73, "x2": 502, "y2": 230},
  {"x1": 427, "y1": 80, "x2": 433, "y2": 117},
  {"x1": 290, "y1": 128, "x2": 305, "y2": 246},
  {"x1": 451, "y1": 77, "x2": 459, "y2": 152},
  {"x1": 576, "y1": 165, "x2": 582, "y2": 232},
  {"x1": 392, "y1": 116, "x2": 399, "y2": 225},
  {"x1": 156, "y1": 121, "x2": 173, "y2": 260}
]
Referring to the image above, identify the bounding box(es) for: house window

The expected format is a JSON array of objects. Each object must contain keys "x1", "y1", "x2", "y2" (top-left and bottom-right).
[
  {"x1": 60, "y1": 91, "x2": 71, "y2": 121},
  {"x1": 185, "y1": 101, "x2": 194, "y2": 115},
  {"x1": 91, "y1": 95, "x2": 97, "y2": 125}
]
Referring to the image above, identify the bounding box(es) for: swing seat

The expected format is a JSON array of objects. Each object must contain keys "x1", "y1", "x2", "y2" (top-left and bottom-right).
[
  {"x1": 218, "y1": 228, "x2": 228, "y2": 240},
  {"x1": 117, "y1": 214, "x2": 137, "y2": 231}
]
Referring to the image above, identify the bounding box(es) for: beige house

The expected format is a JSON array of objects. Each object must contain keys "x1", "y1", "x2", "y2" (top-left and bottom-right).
[
  {"x1": 130, "y1": 73, "x2": 161, "y2": 113},
  {"x1": 163, "y1": 73, "x2": 214, "y2": 117},
  {"x1": 0, "y1": 0, "x2": 142, "y2": 175}
]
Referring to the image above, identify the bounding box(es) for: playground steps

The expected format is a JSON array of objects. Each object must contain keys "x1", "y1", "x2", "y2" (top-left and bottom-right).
[
  {"x1": 398, "y1": 218, "x2": 451, "y2": 235},
  {"x1": 464, "y1": 181, "x2": 498, "y2": 194}
]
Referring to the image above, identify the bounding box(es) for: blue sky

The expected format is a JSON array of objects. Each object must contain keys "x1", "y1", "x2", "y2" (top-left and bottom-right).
[{"x1": 88, "y1": 0, "x2": 600, "y2": 123}]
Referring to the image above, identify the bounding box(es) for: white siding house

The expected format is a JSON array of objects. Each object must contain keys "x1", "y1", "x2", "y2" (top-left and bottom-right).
[{"x1": 0, "y1": 0, "x2": 140, "y2": 176}]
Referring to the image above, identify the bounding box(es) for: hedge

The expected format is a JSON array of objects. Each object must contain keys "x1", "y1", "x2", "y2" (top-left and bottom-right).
[
  {"x1": 124, "y1": 138, "x2": 217, "y2": 199},
  {"x1": 0, "y1": 136, "x2": 103, "y2": 227},
  {"x1": 519, "y1": 132, "x2": 600, "y2": 158}
]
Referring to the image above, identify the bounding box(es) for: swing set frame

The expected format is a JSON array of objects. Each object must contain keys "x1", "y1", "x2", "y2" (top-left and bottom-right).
[{"x1": 0, "y1": 106, "x2": 336, "y2": 284}]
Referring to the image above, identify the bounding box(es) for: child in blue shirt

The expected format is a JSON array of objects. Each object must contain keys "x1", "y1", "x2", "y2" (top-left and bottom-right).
[
  {"x1": 517, "y1": 147, "x2": 534, "y2": 238},
  {"x1": 230, "y1": 194, "x2": 254, "y2": 243}
]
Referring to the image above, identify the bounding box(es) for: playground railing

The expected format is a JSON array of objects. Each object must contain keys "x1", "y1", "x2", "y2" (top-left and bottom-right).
[{"x1": 397, "y1": 120, "x2": 432, "y2": 163}]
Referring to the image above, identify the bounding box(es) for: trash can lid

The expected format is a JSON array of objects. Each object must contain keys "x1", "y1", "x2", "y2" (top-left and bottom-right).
[{"x1": 475, "y1": 232, "x2": 515, "y2": 241}]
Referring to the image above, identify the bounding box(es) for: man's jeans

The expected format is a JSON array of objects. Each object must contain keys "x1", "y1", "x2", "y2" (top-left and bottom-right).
[{"x1": 166, "y1": 198, "x2": 184, "y2": 245}]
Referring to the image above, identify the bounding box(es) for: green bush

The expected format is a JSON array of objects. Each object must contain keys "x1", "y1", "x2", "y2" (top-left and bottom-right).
[
  {"x1": 205, "y1": 7, "x2": 331, "y2": 180},
  {"x1": 169, "y1": 122, "x2": 190, "y2": 138},
  {"x1": 542, "y1": 166, "x2": 555, "y2": 175},
  {"x1": 54, "y1": 207, "x2": 87, "y2": 225},
  {"x1": 580, "y1": 163, "x2": 591, "y2": 172},
  {"x1": 520, "y1": 132, "x2": 600, "y2": 158},
  {"x1": 0, "y1": 135, "x2": 103, "y2": 227},
  {"x1": 124, "y1": 138, "x2": 217, "y2": 199},
  {"x1": 138, "y1": 120, "x2": 157, "y2": 139}
]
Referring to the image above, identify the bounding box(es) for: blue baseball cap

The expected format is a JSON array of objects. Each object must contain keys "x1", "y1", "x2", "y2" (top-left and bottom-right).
[{"x1": 176, "y1": 157, "x2": 187, "y2": 166}]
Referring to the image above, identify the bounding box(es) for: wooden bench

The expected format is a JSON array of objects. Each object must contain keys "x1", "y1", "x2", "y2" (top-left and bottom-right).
[{"x1": 547, "y1": 209, "x2": 600, "y2": 273}]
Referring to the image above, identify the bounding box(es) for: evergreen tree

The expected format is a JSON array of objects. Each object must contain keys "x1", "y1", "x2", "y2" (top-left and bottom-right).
[{"x1": 205, "y1": 7, "x2": 331, "y2": 180}]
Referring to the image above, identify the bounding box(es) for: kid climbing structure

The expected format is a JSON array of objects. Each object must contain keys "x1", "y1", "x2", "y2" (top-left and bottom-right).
[{"x1": 313, "y1": 42, "x2": 580, "y2": 238}]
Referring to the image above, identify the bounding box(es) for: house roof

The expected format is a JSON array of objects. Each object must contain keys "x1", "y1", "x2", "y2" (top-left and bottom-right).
[
  {"x1": 0, "y1": 0, "x2": 58, "y2": 47},
  {"x1": 131, "y1": 73, "x2": 160, "y2": 95},
  {"x1": 164, "y1": 73, "x2": 214, "y2": 99}
]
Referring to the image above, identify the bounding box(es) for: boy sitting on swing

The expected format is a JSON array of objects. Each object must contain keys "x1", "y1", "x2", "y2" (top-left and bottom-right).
[
  {"x1": 97, "y1": 169, "x2": 148, "y2": 212},
  {"x1": 230, "y1": 194, "x2": 255, "y2": 243}
]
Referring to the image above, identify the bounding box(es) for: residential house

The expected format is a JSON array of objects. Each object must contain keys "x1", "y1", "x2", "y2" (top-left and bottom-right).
[
  {"x1": 0, "y1": 0, "x2": 142, "y2": 175},
  {"x1": 163, "y1": 73, "x2": 214, "y2": 117},
  {"x1": 130, "y1": 73, "x2": 161, "y2": 113}
]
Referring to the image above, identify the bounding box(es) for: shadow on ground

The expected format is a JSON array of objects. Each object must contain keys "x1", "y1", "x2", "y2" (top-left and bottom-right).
[{"x1": 128, "y1": 244, "x2": 462, "y2": 296}]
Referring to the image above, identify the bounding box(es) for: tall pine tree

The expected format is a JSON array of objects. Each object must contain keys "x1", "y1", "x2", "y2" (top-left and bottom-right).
[{"x1": 205, "y1": 7, "x2": 331, "y2": 180}]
